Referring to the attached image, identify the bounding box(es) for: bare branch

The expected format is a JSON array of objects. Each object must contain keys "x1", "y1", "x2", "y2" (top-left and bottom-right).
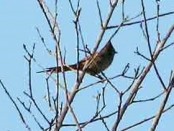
[
  {"x1": 112, "y1": 23, "x2": 174, "y2": 131},
  {"x1": 0, "y1": 80, "x2": 31, "y2": 131}
]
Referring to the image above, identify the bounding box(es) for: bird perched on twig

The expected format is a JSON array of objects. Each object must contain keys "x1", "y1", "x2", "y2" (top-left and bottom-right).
[{"x1": 37, "y1": 40, "x2": 117, "y2": 78}]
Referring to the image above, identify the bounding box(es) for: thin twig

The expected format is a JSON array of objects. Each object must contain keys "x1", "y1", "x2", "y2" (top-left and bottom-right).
[
  {"x1": 0, "y1": 80, "x2": 31, "y2": 131},
  {"x1": 107, "y1": 11, "x2": 174, "y2": 29}
]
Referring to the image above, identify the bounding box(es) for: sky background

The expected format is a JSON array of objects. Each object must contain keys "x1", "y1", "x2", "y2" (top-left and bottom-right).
[{"x1": 0, "y1": 0, "x2": 174, "y2": 131}]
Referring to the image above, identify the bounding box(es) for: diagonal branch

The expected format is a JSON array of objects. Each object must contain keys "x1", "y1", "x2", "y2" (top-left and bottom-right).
[{"x1": 112, "y1": 23, "x2": 174, "y2": 131}]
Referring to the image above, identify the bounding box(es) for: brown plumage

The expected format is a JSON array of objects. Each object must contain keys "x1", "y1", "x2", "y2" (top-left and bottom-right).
[{"x1": 37, "y1": 41, "x2": 117, "y2": 76}]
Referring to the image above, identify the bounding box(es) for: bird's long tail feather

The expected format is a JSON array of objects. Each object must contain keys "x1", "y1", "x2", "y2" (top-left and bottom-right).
[{"x1": 37, "y1": 64, "x2": 78, "y2": 73}]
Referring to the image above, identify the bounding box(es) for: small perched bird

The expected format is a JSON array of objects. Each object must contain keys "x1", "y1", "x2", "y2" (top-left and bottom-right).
[{"x1": 38, "y1": 41, "x2": 117, "y2": 77}]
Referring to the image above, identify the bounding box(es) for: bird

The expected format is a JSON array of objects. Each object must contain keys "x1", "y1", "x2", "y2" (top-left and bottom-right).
[{"x1": 37, "y1": 40, "x2": 117, "y2": 78}]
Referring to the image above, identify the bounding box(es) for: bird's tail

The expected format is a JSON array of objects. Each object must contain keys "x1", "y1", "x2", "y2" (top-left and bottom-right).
[{"x1": 37, "y1": 64, "x2": 78, "y2": 73}]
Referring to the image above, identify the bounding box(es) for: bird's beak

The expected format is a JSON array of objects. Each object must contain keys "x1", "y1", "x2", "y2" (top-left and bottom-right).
[{"x1": 114, "y1": 50, "x2": 118, "y2": 54}]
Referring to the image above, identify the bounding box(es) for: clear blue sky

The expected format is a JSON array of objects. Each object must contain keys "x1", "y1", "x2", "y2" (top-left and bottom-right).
[{"x1": 0, "y1": 0, "x2": 174, "y2": 131}]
